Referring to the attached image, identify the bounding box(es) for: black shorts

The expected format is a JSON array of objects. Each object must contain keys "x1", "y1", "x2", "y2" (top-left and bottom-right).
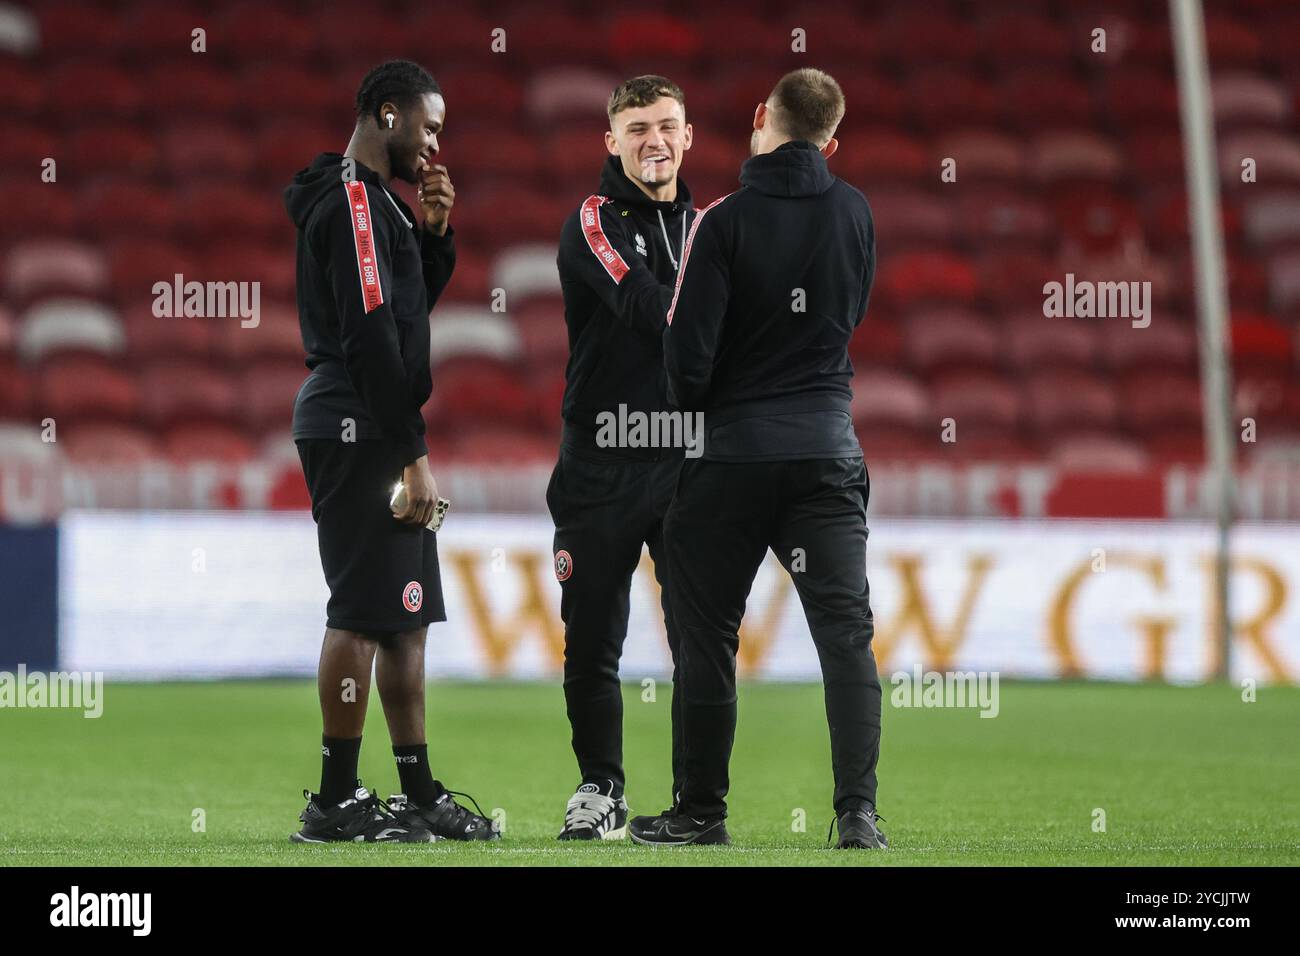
[{"x1": 296, "y1": 438, "x2": 446, "y2": 633}]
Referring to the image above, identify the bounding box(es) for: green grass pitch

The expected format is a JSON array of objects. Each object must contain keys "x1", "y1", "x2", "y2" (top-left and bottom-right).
[{"x1": 1, "y1": 680, "x2": 1296, "y2": 866}]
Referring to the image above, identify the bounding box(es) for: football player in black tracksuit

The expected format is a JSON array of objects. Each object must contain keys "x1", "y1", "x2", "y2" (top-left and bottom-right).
[
  {"x1": 284, "y1": 60, "x2": 496, "y2": 844},
  {"x1": 630, "y1": 69, "x2": 889, "y2": 849},
  {"x1": 548, "y1": 76, "x2": 698, "y2": 840}
]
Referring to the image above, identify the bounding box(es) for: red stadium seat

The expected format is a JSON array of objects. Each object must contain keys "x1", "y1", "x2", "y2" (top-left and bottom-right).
[
  {"x1": 1004, "y1": 313, "x2": 1098, "y2": 370},
  {"x1": 62, "y1": 423, "x2": 161, "y2": 463},
  {"x1": 1119, "y1": 371, "x2": 1203, "y2": 434},
  {"x1": 849, "y1": 319, "x2": 905, "y2": 367},
  {"x1": 0, "y1": 358, "x2": 35, "y2": 418},
  {"x1": 835, "y1": 128, "x2": 930, "y2": 185},
  {"x1": 1030, "y1": 131, "x2": 1124, "y2": 184},
  {"x1": 1049, "y1": 433, "x2": 1150, "y2": 472},
  {"x1": 46, "y1": 62, "x2": 143, "y2": 119},
  {"x1": 931, "y1": 372, "x2": 1022, "y2": 432},
  {"x1": 429, "y1": 357, "x2": 534, "y2": 428},
  {"x1": 122, "y1": 305, "x2": 215, "y2": 361},
  {"x1": 217, "y1": 2, "x2": 317, "y2": 60},
  {"x1": 163, "y1": 422, "x2": 258, "y2": 463},
  {"x1": 999, "y1": 69, "x2": 1095, "y2": 130},
  {"x1": 875, "y1": 252, "x2": 980, "y2": 308},
  {"x1": 85, "y1": 182, "x2": 178, "y2": 240},
  {"x1": 1098, "y1": 321, "x2": 1198, "y2": 373},
  {"x1": 139, "y1": 59, "x2": 243, "y2": 120},
  {"x1": 908, "y1": 70, "x2": 999, "y2": 130},
  {"x1": 528, "y1": 68, "x2": 621, "y2": 125},
  {"x1": 1220, "y1": 131, "x2": 1300, "y2": 184},
  {"x1": 1101, "y1": 69, "x2": 1180, "y2": 128},
  {"x1": 1241, "y1": 190, "x2": 1300, "y2": 247},
  {"x1": 5, "y1": 242, "x2": 109, "y2": 303},
  {"x1": 867, "y1": 190, "x2": 956, "y2": 248},
  {"x1": 239, "y1": 363, "x2": 309, "y2": 433},
  {"x1": 976, "y1": 11, "x2": 1071, "y2": 63},
  {"x1": 165, "y1": 124, "x2": 257, "y2": 181},
  {"x1": 1054, "y1": 188, "x2": 1144, "y2": 255},
  {"x1": 37, "y1": 2, "x2": 126, "y2": 57},
  {"x1": 38, "y1": 356, "x2": 141, "y2": 421},
  {"x1": 514, "y1": 299, "x2": 569, "y2": 370},
  {"x1": 451, "y1": 426, "x2": 559, "y2": 464},
  {"x1": 117, "y1": 0, "x2": 210, "y2": 57},
  {"x1": 1025, "y1": 371, "x2": 1120, "y2": 434},
  {"x1": 933, "y1": 130, "x2": 1025, "y2": 182},
  {"x1": 1231, "y1": 314, "x2": 1294, "y2": 373},
  {"x1": 954, "y1": 190, "x2": 1054, "y2": 248},
  {"x1": 0, "y1": 60, "x2": 43, "y2": 119},
  {"x1": 215, "y1": 303, "x2": 304, "y2": 364},
  {"x1": 977, "y1": 250, "x2": 1059, "y2": 308},
  {"x1": 18, "y1": 299, "x2": 125, "y2": 364},
  {"x1": 64, "y1": 124, "x2": 159, "y2": 180},
  {"x1": 0, "y1": 125, "x2": 60, "y2": 178},
  {"x1": 904, "y1": 309, "x2": 1002, "y2": 376},
  {"x1": 1212, "y1": 73, "x2": 1291, "y2": 128},
  {"x1": 140, "y1": 361, "x2": 240, "y2": 426},
  {"x1": 850, "y1": 369, "x2": 930, "y2": 430}
]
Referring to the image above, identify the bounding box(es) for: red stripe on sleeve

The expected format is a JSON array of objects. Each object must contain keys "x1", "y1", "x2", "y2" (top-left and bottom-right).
[
  {"x1": 580, "y1": 195, "x2": 630, "y2": 284},
  {"x1": 344, "y1": 181, "x2": 384, "y2": 313}
]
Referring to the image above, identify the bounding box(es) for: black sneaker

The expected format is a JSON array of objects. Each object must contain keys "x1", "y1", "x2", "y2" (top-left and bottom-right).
[
  {"x1": 291, "y1": 783, "x2": 435, "y2": 843},
  {"x1": 829, "y1": 808, "x2": 888, "y2": 849},
  {"x1": 557, "y1": 779, "x2": 629, "y2": 841},
  {"x1": 629, "y1": 808, "x2": 730, "y2": 846},
  {"x1": 387, "y1": 783, "x2": 499, "y2": 841}
]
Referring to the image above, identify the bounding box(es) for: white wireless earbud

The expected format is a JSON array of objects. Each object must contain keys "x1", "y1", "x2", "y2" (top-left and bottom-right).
[{"x1": 386, "y1": 113, "x2": 395, "y2": 129}]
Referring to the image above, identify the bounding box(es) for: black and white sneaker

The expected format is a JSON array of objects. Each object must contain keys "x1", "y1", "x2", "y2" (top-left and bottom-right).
[
  {"x1": 387, "y1": 783, "x2": 499, "y2": 841},
  {"x1": 291, "y1": 783, "x2": 435, "y2": 843},
  {"x1": 628, "y1": 807, "x2": 730, "y2": 846},
  {"x1": 557, "y1": 780, "x2": 628, "y2": 841},
  {"x1": 829, "y1": 808, "x2": 888, "y2": 849}
]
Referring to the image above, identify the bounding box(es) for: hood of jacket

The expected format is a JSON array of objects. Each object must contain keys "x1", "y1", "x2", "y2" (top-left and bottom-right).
[
  {"x1": 739, "y1": 140, "x2": 835, "y2": 198},
  {"x1": 284, "y1": 152, "x2": 410, "y2": 228}
]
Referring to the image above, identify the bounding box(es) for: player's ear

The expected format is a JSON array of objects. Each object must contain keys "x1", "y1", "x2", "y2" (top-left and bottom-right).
[
  {"x1": 604, "y1": 129, "x2": 620, "y2": 156},
  {"x1": 682, "y1": 122, "x2": 693, "y2": 151},
  {"x1": 753, "y1": 102, "x2": 767, "y2": 131},
  {"x1": 379, "y1": 101, "x2": 399, "y2": 131},
  {"x1": 820, "y1": 137, "x2": 839, "y2": 160}
]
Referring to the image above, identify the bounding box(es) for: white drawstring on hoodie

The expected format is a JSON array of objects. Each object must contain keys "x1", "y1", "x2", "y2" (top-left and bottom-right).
[{"x1": 657, "y1": 208, "x2": 688, "y2": 272}]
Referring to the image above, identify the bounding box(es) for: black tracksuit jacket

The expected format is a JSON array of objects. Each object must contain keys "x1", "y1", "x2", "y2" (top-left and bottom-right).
[
  {"x1": 555, "y1": 155, "x2": 697, "y2": 458},
  {"x1": 663, "y1": 140, "x2": 874, "y2": 461},
  {"x1": 284, "y1": 152, "x2": 456, "y2": 466}
]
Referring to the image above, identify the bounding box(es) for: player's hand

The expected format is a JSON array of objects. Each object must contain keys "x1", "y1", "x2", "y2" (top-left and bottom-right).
[
  {"x1": 417, "y1": 163, "x2": 454, "y2": 236},
  {"x1": 396, "y1": 455, "x2": 439, "y2": 527}
]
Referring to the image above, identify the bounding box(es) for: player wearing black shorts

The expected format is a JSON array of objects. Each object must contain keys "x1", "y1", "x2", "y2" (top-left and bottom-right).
[
  {"x1": 284, "y1": 60, "x2": 495, "y2": 843},
  {"x1": 548, "y1": 76, "x2": 698, "y2": 839}
]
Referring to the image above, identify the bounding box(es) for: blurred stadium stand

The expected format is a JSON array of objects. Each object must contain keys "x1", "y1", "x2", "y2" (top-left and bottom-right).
[{"x1": 3, "y1": 0, "x2": 1300, "y2": 517}]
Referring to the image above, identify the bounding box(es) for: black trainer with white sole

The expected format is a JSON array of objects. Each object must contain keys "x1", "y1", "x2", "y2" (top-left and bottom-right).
[
  {"x1": 628, "y1": 809, "x2": 730, "y2": 846},
  {"x1": 387, "y1": 783, "x2": 499, "y2": 841},
  {"x1": 829, "y1": 808, "x2": 888, "y2": 849},
  {"x1": 292, "y1": 783, "x2": 435, "y2": 843},
  {"x1": 557, "y1": 779, "x2": 628, "y2": 841}
]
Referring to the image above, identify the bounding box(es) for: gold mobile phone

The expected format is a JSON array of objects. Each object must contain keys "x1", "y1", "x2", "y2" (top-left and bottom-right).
[{"x1": 389, "y1": 483, "x2": 451, "y2": 532}]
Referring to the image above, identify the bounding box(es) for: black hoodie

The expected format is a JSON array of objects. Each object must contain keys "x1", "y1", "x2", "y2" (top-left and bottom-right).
[
  {"x1": 284, "y1": 152, "x2": 455, "y2": 466},
  {"x1": 555, "y1": 155, "x2": 697, "y2": 458},
  {"x1": 663, "y1": 140, "x2": 874, "y2": 461}
]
